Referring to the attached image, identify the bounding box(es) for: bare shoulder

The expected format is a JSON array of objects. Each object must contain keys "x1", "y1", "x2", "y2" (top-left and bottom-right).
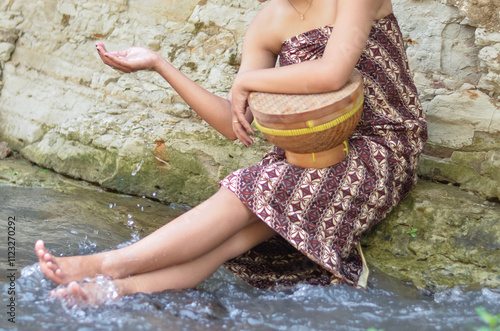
[
  {"x1": 244, "y1": 0, "x2": 294, "y2": 56},
  {"x1": 338, "y1": 0, "x2": 393, "y2": 20}
]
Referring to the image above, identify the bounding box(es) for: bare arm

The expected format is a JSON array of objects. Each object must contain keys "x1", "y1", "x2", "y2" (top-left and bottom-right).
[
  {"x1": 236, "y1": 0, "x2": 380, "y2": 93},
  {"x1": 231, "y1": 0, "x2": 388, "y2": 143},
  {"x1": 95, "y1": 43, "x2": 237, "y2": 140}
]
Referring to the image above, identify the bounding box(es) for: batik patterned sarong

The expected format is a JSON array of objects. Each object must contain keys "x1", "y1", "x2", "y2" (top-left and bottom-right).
[{"x1": 220, "y1": 13, "x2": 427, "y2": 289}]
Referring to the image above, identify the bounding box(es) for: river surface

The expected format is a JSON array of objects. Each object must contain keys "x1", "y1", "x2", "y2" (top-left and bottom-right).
[{"x1": 1, "y1": 182, "x2": 499, "y2": 331}]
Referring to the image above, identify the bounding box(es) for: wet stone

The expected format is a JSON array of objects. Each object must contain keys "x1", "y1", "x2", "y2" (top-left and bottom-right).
[{"x1": 1, "y1": 157, "x2": 499, "y2": 330}]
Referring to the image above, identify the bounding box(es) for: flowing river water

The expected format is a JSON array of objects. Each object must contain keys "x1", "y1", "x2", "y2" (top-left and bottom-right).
[{"x1": 0, "y1": 159, "x2": 499, "y2": 331}]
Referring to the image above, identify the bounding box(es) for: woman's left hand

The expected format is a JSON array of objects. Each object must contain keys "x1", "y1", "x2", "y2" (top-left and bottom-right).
[{"x1": 230, "y1": 79, "x2": 254, "y2": 147}]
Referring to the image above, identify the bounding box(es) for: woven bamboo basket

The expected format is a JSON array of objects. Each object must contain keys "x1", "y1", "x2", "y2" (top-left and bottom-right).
[{"x1": 248, "y1": 69, "x2": 364, "y2": 168}]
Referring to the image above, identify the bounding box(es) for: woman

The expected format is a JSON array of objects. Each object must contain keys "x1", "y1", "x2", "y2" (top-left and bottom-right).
[{"x1": 35, "y1": 0, "x2": 426, "y2": 304}]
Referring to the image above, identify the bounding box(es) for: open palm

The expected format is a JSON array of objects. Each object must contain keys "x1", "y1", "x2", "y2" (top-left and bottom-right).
[{"x1": 96, "y1": 43, "x2": 161, "y2": 73}]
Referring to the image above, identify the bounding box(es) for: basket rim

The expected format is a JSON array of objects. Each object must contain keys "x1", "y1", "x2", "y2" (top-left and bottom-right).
[
  {"x1": 248, "y1": 70, "x2": 363, "y2": 124},
  {"x1": 254, "y1": 96, "x2": 363, "y2": 137}
]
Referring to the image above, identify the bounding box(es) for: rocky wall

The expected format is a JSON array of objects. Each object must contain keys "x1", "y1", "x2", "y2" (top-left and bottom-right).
[
  {"x1": 394, "y1": 0, "x2": 500, "y2": 200},
  {"x1": 0, "y1": 0, "x2": 268, "y2": 205},
  {"x1": 1, "y1": 0, "x2": 500, "y2": 202}
]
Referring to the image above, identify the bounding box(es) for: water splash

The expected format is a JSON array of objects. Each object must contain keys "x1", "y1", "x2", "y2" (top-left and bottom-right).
[
  {"x1": 56, "y1": 275, "x2": 119, "y2": 309},
  {"x1": 126, "y1": 213, "x2": 140, "y2": 242},
  {"x1": 131, "y1": 72, "x2": 156, "y2": 125},
  {"x1": 130, "y1": 72, "x2": 163, "y2": 177},
  {"x1": 78, "y1": 236, "x2": 98, "y2": 254},
  {"x1": 131, "y1": 159, "x2": 144, "y2": 176}
]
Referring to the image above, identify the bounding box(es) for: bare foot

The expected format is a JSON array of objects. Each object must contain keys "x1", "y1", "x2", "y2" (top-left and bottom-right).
[
  {"x1": 35, "y1": 240, "x2": 103, "y2": 285},
  {"x1": 51, "y1": 276, "x2": 120, "y2": 307}
]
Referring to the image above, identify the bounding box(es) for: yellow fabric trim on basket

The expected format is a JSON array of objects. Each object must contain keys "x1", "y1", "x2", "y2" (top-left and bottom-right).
[
  {"x1": 343, "y1": 140, "x2": 349, "y2": 156},
  {"x1": 254, "y1": 96, "x2": 364, "y2": 137}
]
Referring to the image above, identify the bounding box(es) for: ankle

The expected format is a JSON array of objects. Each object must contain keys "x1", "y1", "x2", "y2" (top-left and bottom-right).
[{"x1": 99, "y1": 252, "x2": 128, "y2": 279}]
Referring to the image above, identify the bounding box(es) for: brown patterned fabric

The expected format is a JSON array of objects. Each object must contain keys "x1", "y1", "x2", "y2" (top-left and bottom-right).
[{"x1": 220, "y1": 13, "x2": 427, "y2": 289}]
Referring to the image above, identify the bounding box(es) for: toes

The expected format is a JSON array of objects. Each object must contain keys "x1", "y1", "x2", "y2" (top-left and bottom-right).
[
  {"x1": 68, "y1": 282, "x2": 89, "y2": 301},
  {"x1": 68, "y1": 282, "x2": 80, "y2": 294},
  {"x1": 43, "y1": 252, "x2": 53, "y2": 263},
  {"x1": 35, "y1": 240, "x2": 55, "y2": 266},
  {"x1": 35, "y1": 240, "x2": 47, "y2": 259},
  {"x1": 45, "y1": 261, "x2": 59, "y2": 273},
  {"x1": 51, "y1": 286, "x2": 68, "y2": 298},
  {"x1": 39, "y1": 258, "x2": 65, "y2": 285},
  {"x1": 55, "y1": 268, "x2": 64, "y2": 278},
  {"x1": 39, "y1": 263, "x2": 56, "y2": 281},
  {"x1": 35, "y1": 239, "x2": 44, "y2": 251},
  {"x1": 37, "y1": 249, "x2": 45, "y2": 259}
]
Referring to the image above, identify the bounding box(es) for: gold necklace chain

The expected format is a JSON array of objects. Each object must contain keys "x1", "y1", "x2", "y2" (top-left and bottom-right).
[{"x1": 287, "y1": 0, "x2": 313, "y2": 20}]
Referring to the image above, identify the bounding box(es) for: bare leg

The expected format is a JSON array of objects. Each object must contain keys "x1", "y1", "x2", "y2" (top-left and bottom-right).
[
  {"x1": 52, "y1": 221, "x2": 276, "y2": 305},
  {"x1": 36, "y1": 187, "x2": 262, "y2": 284}
]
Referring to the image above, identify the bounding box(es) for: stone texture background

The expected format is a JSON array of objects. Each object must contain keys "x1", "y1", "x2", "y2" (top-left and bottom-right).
[
  {"x1": 0, "y1": 0, "x2": 499, "y2": 290},
  {"x1": 0, "y1": 0, "x2": 268, "y2": 205}
]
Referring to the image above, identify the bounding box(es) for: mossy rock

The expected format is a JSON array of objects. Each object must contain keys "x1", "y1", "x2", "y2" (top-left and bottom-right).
[{"x1": 362, "y1": 180, "x2": 500, "y2": 292}]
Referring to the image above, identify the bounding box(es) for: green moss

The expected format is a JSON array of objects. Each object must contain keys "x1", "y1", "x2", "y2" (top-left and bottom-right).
[{"x1": 418, "y1": 153, "x2": 500, "y2": 200}]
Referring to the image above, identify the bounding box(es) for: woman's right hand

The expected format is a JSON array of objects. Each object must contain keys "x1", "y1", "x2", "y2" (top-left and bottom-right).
[{"x1": 95, "y1": 43, "x2": 162, "y2": 73}]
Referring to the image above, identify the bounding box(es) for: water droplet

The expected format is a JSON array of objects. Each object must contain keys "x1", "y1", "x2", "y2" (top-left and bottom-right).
[
  {"x1": 140, "y1": 206, "x2": 144, "y2": 211},
  {"x1": 127, "y1": 220, "x2": 135, "y2": 226},
  {"x1": 152, "y1": 192, "x2": 157, "y2": 198},
  {"x1": 131, "y1": 159, "x2": 144, "y2": 176},
  {"x1": 109, "y1": 203, "x2": 114, "y2": 209},
  {"x1": 70, "y1": 230, "x2": 78, "y2": 235},
  {"x1": 127, "y1": 214, "x2": 133, "y2": 219},
  {"x1": 150, "y1": 128, "x2": 155, "y2": 134},
  {"x1": 137, "y1": 204, "x2": 141, "y2": 208}
]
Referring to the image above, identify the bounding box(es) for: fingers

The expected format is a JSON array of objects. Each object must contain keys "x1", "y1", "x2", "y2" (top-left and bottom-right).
[
  {"x1": 95, "y1": 42, "x2": 107, "y2": 53},
  {"x1": 232, "y1": 119, "x2": 254, "y2": 147},
  {"x1": 230, "y1": 86, "x2": 255, "y2": 146},
  {"x1": 234, "y1": 118, "x2": 254, "y2": 147},
  {"x1": 236, "y1": 112, "x2": 254, "y2": 136},
  {"x1": 95, "y1": 43, "x2": 133, "y2": 73}
]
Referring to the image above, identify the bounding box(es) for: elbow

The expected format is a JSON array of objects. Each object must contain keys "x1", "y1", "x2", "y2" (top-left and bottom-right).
[
  {"x1": 316, "y1": 61, "x2": 354, "y2": 92},
  {"x1": 222, "y1": 130, "x2": 238, "y2": 141},
  {"x1": 320, "y1": 74, "x2": 351, "y2": 93},
  {"x1": 323, "y1": 79, "x2": 348, "y2": 92}
]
